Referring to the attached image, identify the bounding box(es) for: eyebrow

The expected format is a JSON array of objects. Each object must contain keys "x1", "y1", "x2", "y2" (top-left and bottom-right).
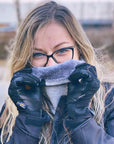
[
  {"x1": 54, "y1": 42, "x2": 70, "y2": 49},
  {"x1": 33, "y1": 42, "x2": 70, "y2": 51}
]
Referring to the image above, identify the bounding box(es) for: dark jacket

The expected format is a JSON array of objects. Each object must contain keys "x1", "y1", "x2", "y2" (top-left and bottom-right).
[{"x1": 0, "y1": 83, "x2": 114, "y2": 144}]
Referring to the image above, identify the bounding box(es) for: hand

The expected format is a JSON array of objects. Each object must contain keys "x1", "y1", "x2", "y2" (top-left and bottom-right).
[
  {"x1": 67, "y1": 63, "x2": 100, "y2": 118},
  {"x1": 8, "y1": 68, "x2": 50, "y2": 125}
]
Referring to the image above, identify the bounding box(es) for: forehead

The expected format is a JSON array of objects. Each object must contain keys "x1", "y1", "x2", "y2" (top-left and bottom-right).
[{"x1": 33, "y1": 22, "x2": 75, "y2": 49}]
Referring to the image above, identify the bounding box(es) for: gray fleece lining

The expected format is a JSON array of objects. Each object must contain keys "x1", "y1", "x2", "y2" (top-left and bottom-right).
[
  {"x1": 31, "y1": 60, "x2": 85, "y2": 111},
  {"x1": 32, "y1": 60, "x2": 85, "y2": 86}
]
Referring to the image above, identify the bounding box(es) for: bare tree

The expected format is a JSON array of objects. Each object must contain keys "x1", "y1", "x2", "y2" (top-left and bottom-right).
[{"x1": 14, "y1": 0, "x2": 21, "y2": 26}]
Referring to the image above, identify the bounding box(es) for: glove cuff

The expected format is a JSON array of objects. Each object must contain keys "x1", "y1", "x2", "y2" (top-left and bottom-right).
[
  {"x1": 15, "y1": 111, "x2": 50, "y2": 138},
  {"x1": 64, "y1": 108, "x2": 94, "y2": 130},
  {"x1": 25, "y1": 110, "x2": 50, "y2": 126}
]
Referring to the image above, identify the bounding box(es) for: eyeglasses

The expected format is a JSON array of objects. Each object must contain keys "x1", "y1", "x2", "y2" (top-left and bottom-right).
[{"x1": 29, "y1": 46, "x2": 74, "y2": 67}]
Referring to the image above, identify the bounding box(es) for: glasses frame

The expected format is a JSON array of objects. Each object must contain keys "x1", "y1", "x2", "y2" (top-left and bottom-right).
[{"x1": 30, "y1": 46, "x2": 74, "y2": 67}]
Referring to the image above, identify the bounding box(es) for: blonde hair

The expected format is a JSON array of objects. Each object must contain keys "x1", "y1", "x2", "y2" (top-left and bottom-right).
[{"x1": 1, "y1": 1, "x2": 106, "y2": 143}]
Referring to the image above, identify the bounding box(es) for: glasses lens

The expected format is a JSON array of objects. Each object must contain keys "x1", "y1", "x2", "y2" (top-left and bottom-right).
[
  {"x1": 30, "y1": 52, "x2": 47, "y2": 67},
  {"x1": 29, "y1": 47, "x2": 74, "y2": 67},
  {"x1": 53, "y1": 47, "x2": 73, "y2": 63}
]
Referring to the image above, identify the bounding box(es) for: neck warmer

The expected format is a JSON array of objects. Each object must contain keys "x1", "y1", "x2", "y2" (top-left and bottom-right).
[{"x1": 32, "y1": 60, "x2": 85, "y2": 113}]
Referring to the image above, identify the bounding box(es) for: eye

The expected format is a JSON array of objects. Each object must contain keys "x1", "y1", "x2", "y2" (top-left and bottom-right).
[
  {"x1": 55, "y1": 48, "x2": 71, "y2": 56},
  {"x1": 59, "y1": 49, "x2": 68, "y2": 53},
  {"x1": 33, "y1": 52, "x2": 45, "y2": 59}
]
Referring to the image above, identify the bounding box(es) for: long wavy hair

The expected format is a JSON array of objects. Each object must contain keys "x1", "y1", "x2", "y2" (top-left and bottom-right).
[{"x1": 1, "y1": 1, "x2": 106, "y2": 143}]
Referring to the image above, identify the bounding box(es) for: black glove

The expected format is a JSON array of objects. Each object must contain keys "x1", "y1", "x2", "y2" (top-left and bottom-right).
[
  {"x1": 65, "y1": 63, "x2": 100, "y2": 128},
  {"x1": 8, "y1": 68, "x2": 50, "y2": 126}
]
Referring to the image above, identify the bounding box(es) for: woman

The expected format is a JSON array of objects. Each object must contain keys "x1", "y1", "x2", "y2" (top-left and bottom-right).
[{"x1": 0, "y1": 1, "x2": 114, "y2": 144}]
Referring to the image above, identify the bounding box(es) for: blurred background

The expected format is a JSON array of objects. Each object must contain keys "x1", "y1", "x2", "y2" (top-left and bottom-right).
[{"x1": 0, "y1": 0, "x2": 114, "y2": 84}]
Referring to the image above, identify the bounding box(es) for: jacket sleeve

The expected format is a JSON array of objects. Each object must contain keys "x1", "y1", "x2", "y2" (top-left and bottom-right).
[
  {"x1": 69, "y1": 86, "x2": 114, "y2": 144},
  {"x1": 104, "y1": 86, "x2": 114, "y2": 137},
  {"x1": 6, "y1": 114, "x2": 41, "y2": 144},
  {"x1": 70, "y1": 117, "x2": 114, "y2": 144},
  {"x1": 0, "y1": 98, "x2": 40, "y2": 144}
]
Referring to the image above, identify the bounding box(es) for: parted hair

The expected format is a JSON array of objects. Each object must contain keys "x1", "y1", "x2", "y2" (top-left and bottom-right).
[{"x1": 1, "y1": 1, "x2": 106, "y2": 144}]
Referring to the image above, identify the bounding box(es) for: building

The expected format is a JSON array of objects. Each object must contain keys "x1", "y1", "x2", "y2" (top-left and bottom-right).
[{"x1": 0, "y1": 0, "x2": 114, "y2": 31}]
